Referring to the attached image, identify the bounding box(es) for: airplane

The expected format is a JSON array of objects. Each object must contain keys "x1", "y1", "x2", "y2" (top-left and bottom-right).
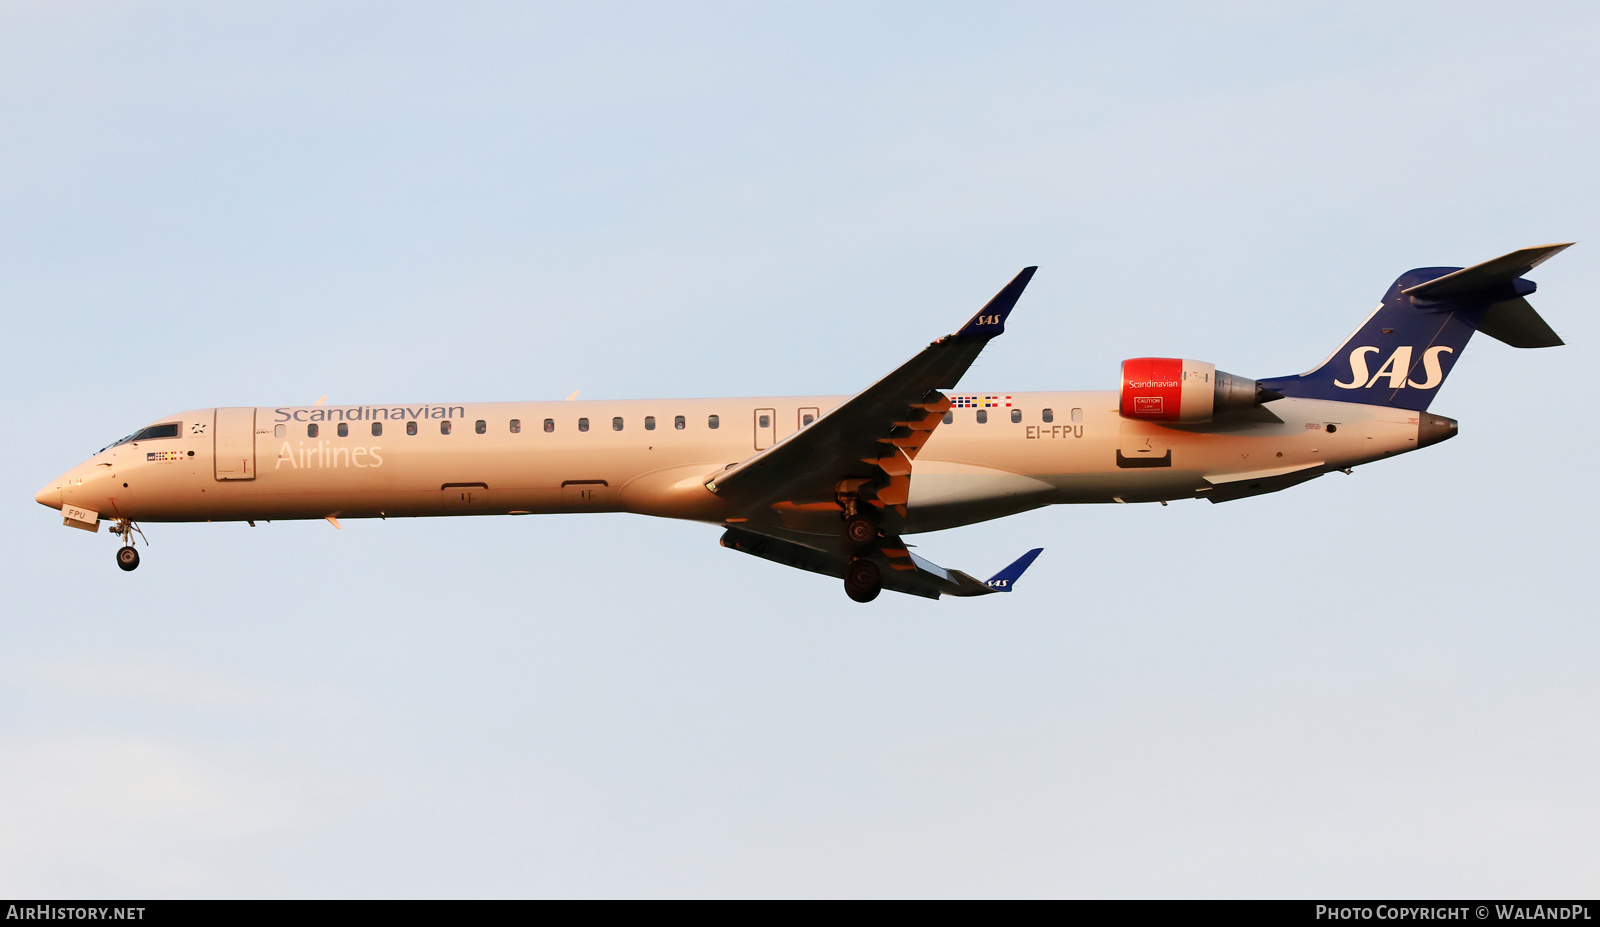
[{"x1": 34, "y1": 244, "x2": 1571, "y2": 602}]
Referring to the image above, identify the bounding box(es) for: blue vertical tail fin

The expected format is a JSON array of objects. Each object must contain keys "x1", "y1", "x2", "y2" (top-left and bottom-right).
[{"x1": 1259, "y1": 244, "x2": 1571, "y2": 411}]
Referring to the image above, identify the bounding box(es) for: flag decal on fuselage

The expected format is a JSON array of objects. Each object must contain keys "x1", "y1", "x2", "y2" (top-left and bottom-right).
[{"x1": 950, "y1": 395, "x2": 1012, "y2": 408}]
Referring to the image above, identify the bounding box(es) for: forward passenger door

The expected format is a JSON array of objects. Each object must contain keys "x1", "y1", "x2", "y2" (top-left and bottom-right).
[{"x1": 213, "y1": 407, "x2": 257, "y2": 481}]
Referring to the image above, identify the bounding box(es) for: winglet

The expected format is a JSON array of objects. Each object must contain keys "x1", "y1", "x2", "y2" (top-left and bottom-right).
[
  {"x1": 984, "y1": 548, "x2": 1043, "y2": 592},
  {"x1": 953, "y1": 266, "x2": 1038, "y2": 341}
]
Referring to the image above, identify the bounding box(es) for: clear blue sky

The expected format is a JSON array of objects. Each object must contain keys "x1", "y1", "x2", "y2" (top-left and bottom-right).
[{"x1": 2, "y1": 1, "x2": 1596, "y2": 897}]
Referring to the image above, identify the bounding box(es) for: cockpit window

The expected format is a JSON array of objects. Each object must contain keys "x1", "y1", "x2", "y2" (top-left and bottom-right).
[
  {"x1": 109, "y1": 422, "x2": 181, "y2": 449},
  {"x1": 135, "y1": 423, "x2": 181, "y2": 440}
]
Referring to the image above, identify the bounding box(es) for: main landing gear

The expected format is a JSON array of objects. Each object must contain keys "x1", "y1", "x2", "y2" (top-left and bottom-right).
[
  {"x1": 838, "y1": 491, "x2": 883, "y2": 603},
  {"x1": 109, "y1": 518, "x2": 145, "y2": 572},
  {"x1": 844, "y1": 514, "x2": 877, "y2": 553},
  {"x1": 844, "y1": 558, "x2": 881, "y2": 603}
]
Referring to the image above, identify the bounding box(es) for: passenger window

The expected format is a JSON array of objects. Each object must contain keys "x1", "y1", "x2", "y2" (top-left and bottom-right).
[
  {"x1": 803, "y1": 413, "x2": 815, "y2": 426},
  {"x1": 308, "y1": 424, "x2": 319, "y2": 438},
  {"x1": 475, "y1": 420, "x2": 486, "y2": 434},
  {"x1": 613, "y1": 417, "x2": 624, "y2": 431},
  {"x1": 1042, "y1": 408, "x2": 1054, "y2": 423},
  {"x1": 578, "y1": 418, "x2": 589, "y2": 432},
  {"x1": 337, "y1": 422, "x2": 349, "y2": 437},
  {"x1": 371, "y1": 422, "x2": 382, "y2": 437},
  {"x1": 407, "y1": 421, "x2": 417, "y2": 436},
  {"x1": 274, "y1": 424, "x2": 285, "y2": 438},
  {"x1": 976, "y1": 410, "x2": 988, "y2": 424},
  {"x1": 674, "y1": 415, "x2": 685, "y2": 430},
  {"x1": 1071, "y1": 408, "x2": 1083, "y2": 422},
  {"x1": 543, "y1": 418, "x2": 554, "y2": 433},
  {"x1": 645, "y1": 416, "x2": 656, "y2": 431},
  {"x1": 758, "y1": 413, "x2": 770, "y2": 428},
  {"x1": 708, "y1": 414, "x2": 719, "y2": 430},
  {"x1": 510, "y1": 419, "x2": 521, "y2": 434},
  {"x1": 1011, "y1": 409, "x2": 1021, "y2": 423},
  {"x1": 943, "y1": 411, "x2": 953, "y2": 424},
  {"x1": 441, "y1": 420, "x2": 452, "y2": 435}
]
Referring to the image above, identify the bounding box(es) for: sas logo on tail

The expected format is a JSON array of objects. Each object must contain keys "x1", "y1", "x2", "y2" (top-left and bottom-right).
[{"x1": 1334, "y1": 345, "x2": 1453, "y2": 390}]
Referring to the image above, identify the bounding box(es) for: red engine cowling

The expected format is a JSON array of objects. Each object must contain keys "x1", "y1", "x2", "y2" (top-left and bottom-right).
[{"x1": 1119, "y1": 358, "x2": 1275, "y2": 423}]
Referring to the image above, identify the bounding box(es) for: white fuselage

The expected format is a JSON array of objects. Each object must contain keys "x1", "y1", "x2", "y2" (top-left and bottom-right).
[{"x1": 37, "y1": 392, "x2": 1426, "y2": 536}]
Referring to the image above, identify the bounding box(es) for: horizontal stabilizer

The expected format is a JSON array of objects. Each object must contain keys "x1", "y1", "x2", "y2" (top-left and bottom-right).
[
  {"x1": 1401, "y1": 243, "x2": 1572, "y2": 300},
  {"x1": 984, "y1": 548, "x2": 1043, "y2": 592},
  {"x1": 1476, "y1": 296, "x2": 1564, "y2": 348}
]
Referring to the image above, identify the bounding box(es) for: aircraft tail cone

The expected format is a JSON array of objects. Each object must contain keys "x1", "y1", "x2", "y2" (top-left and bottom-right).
[{"x1": 1418, "y1": 415, "x2": 1458, "y2": 449}]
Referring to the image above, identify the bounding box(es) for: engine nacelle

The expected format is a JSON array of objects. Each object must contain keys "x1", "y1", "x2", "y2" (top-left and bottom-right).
[{"x1": 1119, "y1": 357, "x2": 1278, "y2": 423}]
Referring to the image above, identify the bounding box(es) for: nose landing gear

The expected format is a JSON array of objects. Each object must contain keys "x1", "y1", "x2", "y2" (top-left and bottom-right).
[{"x1": 109, "y1": 518, "x2": 146, "y2": 572}]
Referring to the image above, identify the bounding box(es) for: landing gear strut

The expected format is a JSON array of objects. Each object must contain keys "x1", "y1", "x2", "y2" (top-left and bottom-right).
[
  {"x1": 109, "y1": 518, "x2": 145, "y2": 572},
  {"x1": 844, "y1": 558, "x2": 881, "y2": 603},
  {"x1": 837, "y1": 487, "x2": 880, "y2": 556},
  {"x1": 836, "y1": 483, "x2": 882, "y2": 600}
]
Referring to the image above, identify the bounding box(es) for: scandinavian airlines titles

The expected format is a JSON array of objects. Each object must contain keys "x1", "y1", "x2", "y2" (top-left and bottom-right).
[{"x1": 1333, "y1": 345, "x2": 1453, "y2": 391}]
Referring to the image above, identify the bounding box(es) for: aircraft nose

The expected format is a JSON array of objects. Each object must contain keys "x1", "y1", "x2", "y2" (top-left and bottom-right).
[{"x1": 35, "y1": 480, "x2": 62, "y2": 510}]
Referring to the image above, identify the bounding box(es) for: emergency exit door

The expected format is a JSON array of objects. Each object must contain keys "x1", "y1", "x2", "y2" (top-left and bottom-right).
[
  {"x1": 214, "y1": 407, "x2": 257, "y2": 480},
  {"x1": 754, "y1": 408, "x2": 777, "y2": 450}
]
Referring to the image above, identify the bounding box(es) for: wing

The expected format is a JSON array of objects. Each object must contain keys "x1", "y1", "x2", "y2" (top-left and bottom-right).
[
  {"x1": 720, "y1": 526, "x2": 1043, "y2": 599},
  {"x1": 705, "y1": 266, "x2": 1037, "y2": 533}
]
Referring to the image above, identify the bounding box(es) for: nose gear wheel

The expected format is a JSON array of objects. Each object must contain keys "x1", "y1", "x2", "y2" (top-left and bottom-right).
[{"x1": 109, "y1": 517, "x2": 146, "y2": 572}]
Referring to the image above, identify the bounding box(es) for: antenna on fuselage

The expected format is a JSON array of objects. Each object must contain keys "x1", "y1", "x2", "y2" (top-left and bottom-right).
[
  {"x1": 313, "y1": 395, "x2": 327, "y2": 406},
  {"x1": 566, "y1": 390, "x2": 580, "y2": 401}
]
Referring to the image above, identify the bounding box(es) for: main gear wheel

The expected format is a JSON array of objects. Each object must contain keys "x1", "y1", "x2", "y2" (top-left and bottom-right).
[{"x1": 843, "y1": 558, "x2": 881, "y2": 603}]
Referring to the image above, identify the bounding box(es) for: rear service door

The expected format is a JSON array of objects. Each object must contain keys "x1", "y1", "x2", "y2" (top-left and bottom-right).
[{"x1": 214, "y1": 407, "x2": 257, "y2": 480}]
